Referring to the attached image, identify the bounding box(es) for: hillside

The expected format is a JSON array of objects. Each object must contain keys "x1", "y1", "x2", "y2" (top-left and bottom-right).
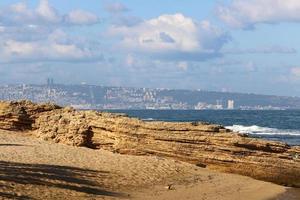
[{"x1": 1, "y1": 84, "x2": 300, "y2": 109}]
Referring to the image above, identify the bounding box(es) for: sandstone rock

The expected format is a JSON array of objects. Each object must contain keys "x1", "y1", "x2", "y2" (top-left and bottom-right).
[
  {"x1": 0, "y1": 100, "x2": 60, "y2": 131},
  {"x1": 33, "y1": 109, "x2": 93, "y2": 147},
  {"x1": 0, "y1": 101, "x2": 299, "y2": 187}
]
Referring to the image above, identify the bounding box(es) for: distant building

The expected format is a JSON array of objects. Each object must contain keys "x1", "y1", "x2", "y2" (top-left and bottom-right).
[
  {"x1": 195, "y1": 102, "x2": 207, "y2": 110},
  {"x1": 0, "y1": 84, "x2": 297, "y2": 110},
  {"x1": 47, "y1": 78, "x2": 54, "y2": 86},
  {"x1": 195, "y1": 102, "x2": 224, "y2": 110},
  {"x1": 216, "y1": 100, "x2": 223, "y2": 110},
  {"x1": 228, "y1": 100, "x2": 234, "y2": 109}
]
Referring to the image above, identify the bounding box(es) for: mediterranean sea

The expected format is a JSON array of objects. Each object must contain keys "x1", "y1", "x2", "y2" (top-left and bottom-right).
[{"x1": 105, "y1": 110, "x2": 300, "y2": 146}]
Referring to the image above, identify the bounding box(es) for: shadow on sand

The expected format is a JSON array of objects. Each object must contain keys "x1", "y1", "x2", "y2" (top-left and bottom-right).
[
  {"x1": 0, "y1": 161, "x2": 124, "y2": 199},
  {"x1": 0, "y1": 144, "x2": 26, "y2": 147}
]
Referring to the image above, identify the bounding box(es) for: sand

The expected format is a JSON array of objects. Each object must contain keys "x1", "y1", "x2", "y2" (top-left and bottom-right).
[{"x1": 0, "y1": 129, "x2": 297, "y2": 200}]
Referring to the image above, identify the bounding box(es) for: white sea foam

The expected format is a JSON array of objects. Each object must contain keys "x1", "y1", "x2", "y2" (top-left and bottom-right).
[
  {"x1": 225, "y1": 125, "x2": 300, "y2": 136},
  {"x1": 143, "y1": 118, "x2": 155, "y2": 121}
]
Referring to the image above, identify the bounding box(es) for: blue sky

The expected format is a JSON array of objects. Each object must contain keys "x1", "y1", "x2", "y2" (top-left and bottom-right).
[{"x1": 1, "y1": 0, "x2": 300, "y2": 96}]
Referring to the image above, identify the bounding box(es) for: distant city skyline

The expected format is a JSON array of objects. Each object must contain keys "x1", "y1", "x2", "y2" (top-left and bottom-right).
[
  {"x1": 1, "y1": 1, "x2": 300, "y2": 96},
  {"x1": 1, "y1": 83, "x2": 298, "y2": 110}
]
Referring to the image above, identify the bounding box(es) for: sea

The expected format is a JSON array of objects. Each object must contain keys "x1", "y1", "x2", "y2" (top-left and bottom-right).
[{"x1": 106, "y1": 110, "x2": 300, "y2": 146}]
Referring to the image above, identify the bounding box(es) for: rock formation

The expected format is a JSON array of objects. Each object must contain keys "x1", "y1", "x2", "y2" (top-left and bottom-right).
[
  {"x1": 0, "y1": 101, "x2": 60, "y2": 131},
  {"x1": 0, "y1": 101, "x2": 299, "y2": 187}
]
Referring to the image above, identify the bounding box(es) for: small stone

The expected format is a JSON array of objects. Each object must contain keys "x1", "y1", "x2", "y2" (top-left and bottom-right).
[{"x1": 165, "y1": 184, "x2": 175, "y2": 190}]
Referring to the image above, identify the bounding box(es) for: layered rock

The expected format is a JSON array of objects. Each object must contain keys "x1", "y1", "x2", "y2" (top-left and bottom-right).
[
  {"x1": 0, "y1": 101, "x2": 60, "y2": 131},
  {"x1": 0, "y1": 101, "x2": 299, "y2": 187}
]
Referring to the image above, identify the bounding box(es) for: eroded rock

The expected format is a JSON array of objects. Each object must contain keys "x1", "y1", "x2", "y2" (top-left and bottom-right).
[
  {"x1": 0, "y1": 100, "x2": 299, "y2": 187},
  {"x1": 0, "y1": 100, "x2": 61, "y2": 131},
  {"x1": 33, "y1": 108, "x2": 94, "y2": 147}
]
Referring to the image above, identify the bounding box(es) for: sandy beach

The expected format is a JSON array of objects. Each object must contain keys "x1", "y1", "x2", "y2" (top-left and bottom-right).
[{"x1": 0, "y1": 129, "x2": 298, "y2": 200}]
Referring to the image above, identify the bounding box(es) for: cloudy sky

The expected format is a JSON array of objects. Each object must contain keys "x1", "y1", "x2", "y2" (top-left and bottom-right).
[{"x1": 1, "y1": 0, "x2": 300, "y2": 96}]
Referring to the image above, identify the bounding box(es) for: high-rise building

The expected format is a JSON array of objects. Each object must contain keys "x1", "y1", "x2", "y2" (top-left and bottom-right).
[
  {"x1": 228, "y1": 100, "x2": 234, "y2": 109},
  {"x1": 216, "y1": 100, "x2": 223, "y2": 109},
  {"x1": 47, "y1": 78, "x2": 54, "y2": 86}
]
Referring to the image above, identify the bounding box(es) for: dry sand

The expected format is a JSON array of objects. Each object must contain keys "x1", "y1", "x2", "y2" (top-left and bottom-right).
[{"x1": 0, "y1": 130, "x2": 297, "y2": 200}]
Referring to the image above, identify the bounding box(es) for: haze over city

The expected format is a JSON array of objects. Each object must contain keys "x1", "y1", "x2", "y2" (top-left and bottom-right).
[{"x1": 1, "y1": 0, "x2": 300, "y2": 96}]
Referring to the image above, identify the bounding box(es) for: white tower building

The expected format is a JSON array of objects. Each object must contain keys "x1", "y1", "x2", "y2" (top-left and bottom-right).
[{"x1": 228, "y1": 100, "x2": 234, "y2": 109}]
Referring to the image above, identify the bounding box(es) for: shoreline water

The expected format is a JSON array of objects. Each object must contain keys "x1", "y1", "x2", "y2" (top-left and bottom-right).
[{"x1": 105, "y1": 109, "x2": 300, "y2": 146}]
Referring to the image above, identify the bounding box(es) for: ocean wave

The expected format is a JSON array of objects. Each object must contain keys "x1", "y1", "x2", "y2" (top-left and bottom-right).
[
  {"x1": 143, "y1": 118, "x2": 155, "y2": 121},
  {"x1": 225, "y1": 125, "x2": 300, "y2": 136}
]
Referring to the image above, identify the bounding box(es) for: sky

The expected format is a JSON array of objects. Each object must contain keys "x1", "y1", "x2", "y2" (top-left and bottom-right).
[{"x1": 1, "y1": 0, "x2": 300, "y2": 96}]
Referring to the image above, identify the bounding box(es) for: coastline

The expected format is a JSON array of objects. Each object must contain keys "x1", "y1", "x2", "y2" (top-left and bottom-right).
[
  {"x1": 107, "y1": 109, "x2": 300, "y2": 146},
  {"x1": 0, "y1": 101, "x2": 299, "y2": 199}
]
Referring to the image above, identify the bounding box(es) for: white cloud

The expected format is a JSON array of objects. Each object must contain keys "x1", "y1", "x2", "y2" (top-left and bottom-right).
[
  {"x1": 36, "y1": 0, "x2": 60, "y2": 23},
  {"x1": 1, "y1": 40, "x2": 89, "y2": 62},
  {"x1": 10, "y1": 2, "x2": 30, "y2": 16},
  {"x1": 105, "y1": 2, "x2": 129, "y2": 13},
  {"x1": 223, "y1": 46, "x2": 297, "y2": 54},
  {"x1": 125, "y1": 54, "x2": 134, "y2": 66},
  {"x1": 3, "y1": 40, "x2": 36, "y2": 57},
  {"x1": 217, "y1": 0, "x2": 300, "y2": 28},
  {"x1": 65, "y1": 10, "x2": 99, "y2": 25},
  {"x1": 111, "y1": 15, "x2": 142, "y2": 27},
  {"x1": 0, "y1": 0, "x2": 100, "y2": 26},
  {"x1": 109, "y1": 13, "x2": 230, "y2": 61},
  {"x1": 0, "y1": 26, "x2": 5, "y2": 33},
  {"x1": 291, "y1": 67, "x2": 300, "y2": 77},
  {"x1": 177, "y1": 62, "x2": 188, "y2": 71},
  {"x1": 0, "y1": 30, "x2": 102, "y2": 63},
  {"x1": 0, "y1": 1, "x2": 102, "y2": 63}
]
